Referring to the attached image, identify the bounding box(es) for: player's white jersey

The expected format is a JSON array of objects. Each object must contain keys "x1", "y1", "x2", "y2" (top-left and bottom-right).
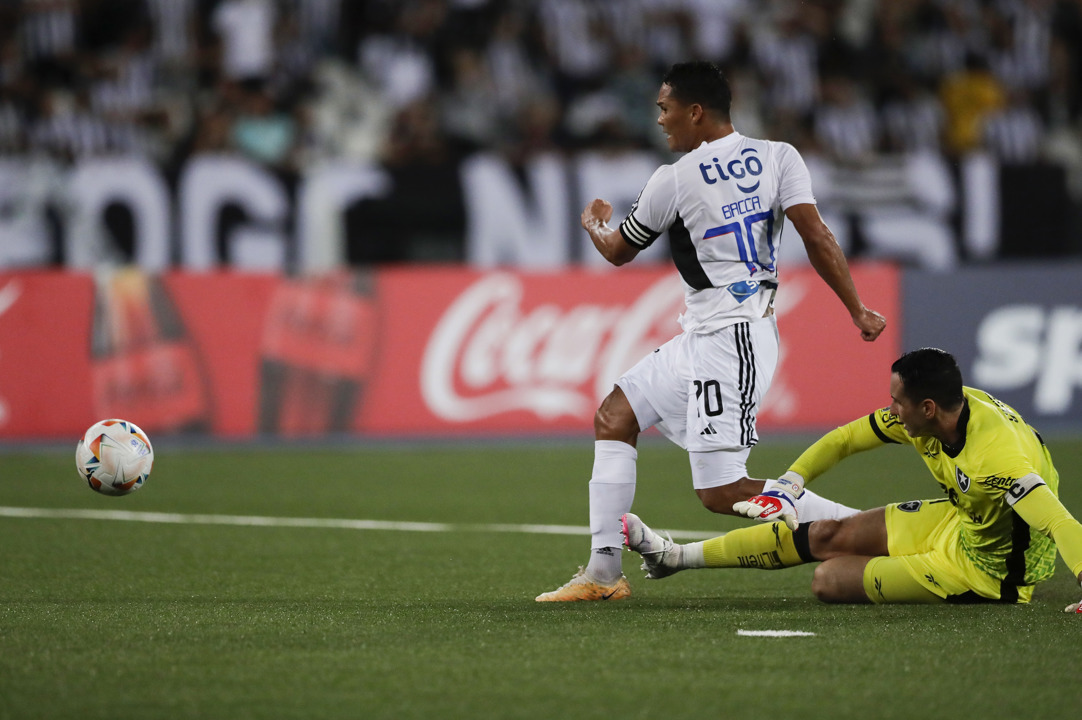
[{"x1": 618, "y1": 132, "x2": 815, "y2": 333}]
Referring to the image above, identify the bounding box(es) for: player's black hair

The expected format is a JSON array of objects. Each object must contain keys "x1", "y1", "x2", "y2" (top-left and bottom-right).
[
  {"x1": 661, "y1": 62, "x2": 732, "y2": 117},
  {"x1": 891, "y1": 348, "x2": 964, "y2": 410}
]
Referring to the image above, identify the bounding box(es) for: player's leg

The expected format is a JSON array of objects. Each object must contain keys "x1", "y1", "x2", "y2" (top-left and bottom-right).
[
  {"x1": 812, "y1": 500, "x2": 958, "y2": 604},
  {"x1": 807, "y1": 508, "x2": 888, "y2": 558},
  {"x1": 688, "y1": 318, "x2": 858, "y2": 522},
  {"x1": 625, "y1": 498, "x2": 973, "y2": 605},
  {"x1": 693, "y1": 458, "x2": 764, "y2": 514},
  {"x1": 702, "y1": 507, "x2": 887, "y2": 567},
  {"x1": 624, "y1": 508, "x2": 949, "y2": 604},
  {"x1": 584, "y1": 386, "x2": 640, "y2": 583},
  {"x1": 804, "y1": 510, "x2": 890, "y2": 601},
  {"x1": 535, "y1": 388, "x2": 639, "y2": 602},
  {"x1": 536, "y1": 341, "x2": 681, "y2": 602},
  {"x1": 623, "y1": 512, "x2": 808, "y2": 576},
  {"x1": 811, "y1": 556, "x2": 877, "y2": 603},
  {"x1": 624, "y1": 508, "x2": 888, "y2": 577},
  {"x1": 856, "y1": 499, "x2": 1000, "y2": 604},
  {"x1": 816, "y1": 551, "x2": 968, "y2": 604},
  {"x1": 694, "y1": 465, "x2": 860, "y2": 522}
]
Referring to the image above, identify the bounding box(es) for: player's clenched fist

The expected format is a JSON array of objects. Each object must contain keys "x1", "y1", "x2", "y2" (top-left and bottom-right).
[{"x1": 580, "y1": 198, "x2": 613, "y2": 231}]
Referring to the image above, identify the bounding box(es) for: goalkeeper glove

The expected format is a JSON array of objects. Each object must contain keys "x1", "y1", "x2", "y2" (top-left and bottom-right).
[{"x1": 733, "y1": 471, "x2": 805, "y2": 531}]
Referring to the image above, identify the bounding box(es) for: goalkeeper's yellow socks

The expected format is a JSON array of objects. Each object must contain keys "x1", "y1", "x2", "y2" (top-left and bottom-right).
[{"x1": 699, "y1": 522, "x2": 811, "y2": 569}]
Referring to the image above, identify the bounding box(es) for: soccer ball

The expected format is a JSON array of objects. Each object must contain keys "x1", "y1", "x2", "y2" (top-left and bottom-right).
[{"x1": 76, "y1": 419, "x2": 154, "y2": 496}]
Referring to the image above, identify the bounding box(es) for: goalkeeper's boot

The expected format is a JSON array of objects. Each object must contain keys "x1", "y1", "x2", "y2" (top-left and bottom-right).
[
  {"x1": 621, "y1": 513, "x2": 685, "y2": 579},
  {"x1": 534, "y1": 567, "x2": 630, "y2": 602}
]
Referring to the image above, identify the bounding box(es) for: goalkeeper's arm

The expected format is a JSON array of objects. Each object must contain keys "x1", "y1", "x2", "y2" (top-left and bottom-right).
[
  {"x1": 733, "y1": 414, "x2": 890, "y2": 527},
  {"x1": 787, "y1": 412, "x2": 896, "y2": 483},
  {"x1": 1007, "y1": 474, "x2": 1082, "y2": 614}
]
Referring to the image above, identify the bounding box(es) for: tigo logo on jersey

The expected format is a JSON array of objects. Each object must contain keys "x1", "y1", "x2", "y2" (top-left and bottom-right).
[
  {"x1": 956, "y1": 468, "x2": 971, "y2": 493},
  {"x1": 697, "y1": 148, "x2": 763, "y2": 193}
]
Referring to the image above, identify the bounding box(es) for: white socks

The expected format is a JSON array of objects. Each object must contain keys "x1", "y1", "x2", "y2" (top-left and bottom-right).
[
  {"x1": 579, "y1": 439, "x2": 855, "y2": 583},
  {"x1": 794, "y1": 487, "x2": 860, "y2": 522},
  {"x1": 678, "y1": 541, "x2": 706, "y2": 569},
  {"x1": 585, "y1": 440, "x2": 637, "y2": 583},
  {"x1": 655, "y1": 491, "x2": 853, "y2": 575}
]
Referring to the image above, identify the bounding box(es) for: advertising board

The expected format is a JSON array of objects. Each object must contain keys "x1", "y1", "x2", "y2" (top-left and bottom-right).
[
  {"x1": 0, "y1": 264, "x2": 899, "y2": 439},
  {"x1": 903, "y1": 263, "x2": 1082, "y2": 430}
]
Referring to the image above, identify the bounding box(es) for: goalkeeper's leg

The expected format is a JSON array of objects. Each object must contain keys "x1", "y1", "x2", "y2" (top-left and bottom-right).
[
  {"x1": 623, "y1": 519, "x2": 810, "y2": 574},
  {"x1": 625, "y1": 509, "x2": 888, "y2": 574}
]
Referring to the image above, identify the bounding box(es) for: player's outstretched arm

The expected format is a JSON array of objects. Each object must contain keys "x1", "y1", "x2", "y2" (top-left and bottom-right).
[
  {"x1": 786, "y1": 203, "x2": 886, "y2": 342},
  {"x1": 582, "y1": 198, "x2": 639, "y2": 266}
]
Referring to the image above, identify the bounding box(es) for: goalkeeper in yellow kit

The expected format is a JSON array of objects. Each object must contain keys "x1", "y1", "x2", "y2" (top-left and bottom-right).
[{"x1": 622, "y1": 348, "x2": 1082, "y2": 610}]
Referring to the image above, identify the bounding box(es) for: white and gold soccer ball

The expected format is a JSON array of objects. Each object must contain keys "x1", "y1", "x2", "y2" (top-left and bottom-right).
[{"x1": 75, "y1": 419, "x2": 154, "y2": 496}]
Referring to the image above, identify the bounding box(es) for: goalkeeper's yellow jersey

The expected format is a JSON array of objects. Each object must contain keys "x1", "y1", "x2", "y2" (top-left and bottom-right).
[{"x1": 789, "y1": 387, "x2": 1082, "y2": 590}]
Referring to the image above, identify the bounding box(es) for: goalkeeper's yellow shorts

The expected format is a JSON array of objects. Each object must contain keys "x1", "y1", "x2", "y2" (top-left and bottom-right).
[{"x1": 861, "y1": 498, "x2": 1034, "y2": 604}]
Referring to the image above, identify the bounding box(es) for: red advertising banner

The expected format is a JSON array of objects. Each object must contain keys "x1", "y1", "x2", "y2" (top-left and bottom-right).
[
  {"x1": 0, "y1": 271, "x2": 95, "y2": 437},
  {"x1": 361, "y1": 267, "x2": 689, "y2": 435},
  {"x1": 0, "y1": 265, "x2": 899, "y2": 440},
  {"x1": 762, "y1": 263, "x2": 901, "y2": 427}
]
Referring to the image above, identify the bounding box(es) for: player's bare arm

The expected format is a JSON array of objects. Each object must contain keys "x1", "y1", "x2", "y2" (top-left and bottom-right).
[
  {"x1": 582, "y1": 198, "x2": 639, "y2": 266},
  {"x1": 786, "y1": 203, "x2": 886, "y2": 342}
]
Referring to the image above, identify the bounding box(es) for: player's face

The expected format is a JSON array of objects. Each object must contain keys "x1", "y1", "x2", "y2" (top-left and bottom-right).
[
  {"x1": 889, "y1": 373, "x2": 931, "y2": 437},
  {"x1": 656, "y1": 84, "x2": 696, "y2": 152}
]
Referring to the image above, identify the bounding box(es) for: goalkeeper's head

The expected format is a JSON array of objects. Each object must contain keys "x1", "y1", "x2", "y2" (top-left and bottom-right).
[{"x1": 891, "y1": 348, "x2": 964, "y2": 411}]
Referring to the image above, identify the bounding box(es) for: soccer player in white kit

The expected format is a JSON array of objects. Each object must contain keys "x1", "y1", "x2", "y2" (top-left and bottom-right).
[{"x1": 536, "y1": 62, "x2": 887, "y2": 602}]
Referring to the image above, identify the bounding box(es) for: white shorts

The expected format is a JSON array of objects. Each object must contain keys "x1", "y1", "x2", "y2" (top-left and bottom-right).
[{"x1": 617, "y1": 316, "x2": 779, "y2": 485}]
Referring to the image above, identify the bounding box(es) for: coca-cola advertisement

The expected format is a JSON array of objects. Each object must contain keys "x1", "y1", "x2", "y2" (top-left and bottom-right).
[
  {"x1": 0, "y1": 271, "x2": 95, "y2": 437},
  {"x1": 90, "y1": 269, "x2": 211, "y2": 434},
  {"x1": 362, "y1": 267, "x2": 689, "y2": 434},
  {"x1": 0, "y1": 265, "x2": 899, "y2": 439},
  {"x1": 361, "y1": 264, "x2": 898, "y2": 435},
  {"x1": 257, "y1": 271, "x2": 379, "y2": 436}
]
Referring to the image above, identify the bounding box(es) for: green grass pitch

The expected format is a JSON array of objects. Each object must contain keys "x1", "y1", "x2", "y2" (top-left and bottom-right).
[{"x1": 2, "y1": 434, "x2": 1081, "y2": 719}]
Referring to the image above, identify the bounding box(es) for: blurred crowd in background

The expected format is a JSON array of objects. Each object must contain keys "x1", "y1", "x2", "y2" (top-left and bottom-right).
[
  {"x1": 2, "y1": 0, "x2": 1080, "y2": 171},
  {"x1": 1, "y1": 0, "x2": 1081, "y2": 272}
]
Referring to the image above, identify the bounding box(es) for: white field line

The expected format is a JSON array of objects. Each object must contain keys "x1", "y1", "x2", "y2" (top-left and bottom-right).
[
  {"x1": 737, "y1": 630, "x2": 816, "y2": 637},
  {"x1": 0, "y1": 506, "x2": 721, "y2": 540}
]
